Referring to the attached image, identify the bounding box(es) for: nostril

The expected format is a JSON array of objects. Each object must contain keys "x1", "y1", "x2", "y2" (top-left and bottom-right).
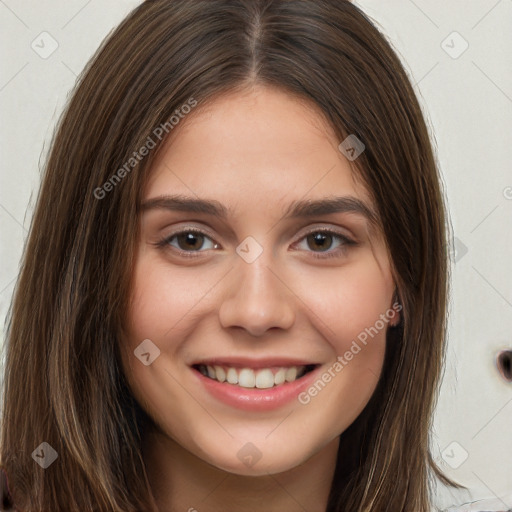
[{"x1": 496, "y1": 350, "x2": 512, "y2": 382}]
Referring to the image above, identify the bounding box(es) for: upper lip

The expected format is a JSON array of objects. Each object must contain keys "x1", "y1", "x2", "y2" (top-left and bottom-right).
[{"x1": 191, "y1": 357, "x2": 320, "y2": 369}]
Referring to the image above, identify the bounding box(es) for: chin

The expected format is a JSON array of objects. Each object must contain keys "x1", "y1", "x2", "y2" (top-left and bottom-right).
[{"x1": 193, "y1": 437, "x2": 311, "y2": 476}]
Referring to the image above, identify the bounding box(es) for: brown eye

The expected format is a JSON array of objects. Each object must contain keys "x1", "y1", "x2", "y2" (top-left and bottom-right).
[
  {"x1": 306, "y1": 232, "x2": 334, "y2": 252},
  {"x1": 175, "y1": 231, "x2": 207, "y2": 251},
  {"x1": 294, "y1": 228, "x2": 356, "y2": 259},
  {"x1": 157, "y1": 228, "x2": 218, "y2": 256}
]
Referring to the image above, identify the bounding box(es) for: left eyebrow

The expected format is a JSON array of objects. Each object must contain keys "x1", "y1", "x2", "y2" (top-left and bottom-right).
[{"x1": 282, "y1": 196, "x2": 379, "y2": 226}]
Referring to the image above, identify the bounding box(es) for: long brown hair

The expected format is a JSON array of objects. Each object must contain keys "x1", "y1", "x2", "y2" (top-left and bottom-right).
[{"x1": 1, "y1": 0, "x2": 461, "y2": 510}]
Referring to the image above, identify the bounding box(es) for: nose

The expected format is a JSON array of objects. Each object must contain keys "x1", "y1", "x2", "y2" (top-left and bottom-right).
[{"x1": 218, "y1": 251, "x2": 296, "y2": 337}]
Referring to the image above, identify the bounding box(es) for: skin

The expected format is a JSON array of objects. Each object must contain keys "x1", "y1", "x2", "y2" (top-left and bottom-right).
[{"x1": 119, "y1": 84, "x2": 400, "y2": 512}]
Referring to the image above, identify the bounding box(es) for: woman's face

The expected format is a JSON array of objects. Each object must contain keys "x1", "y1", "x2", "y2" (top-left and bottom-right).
[{"x1": 119, "y1": 85, "x2": 399, "y2": 476}]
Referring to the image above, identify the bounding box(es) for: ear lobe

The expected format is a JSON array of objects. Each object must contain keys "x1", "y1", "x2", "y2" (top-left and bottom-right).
[{"x1": 389, "y1": 308, "x2": 401, "y2": 327}]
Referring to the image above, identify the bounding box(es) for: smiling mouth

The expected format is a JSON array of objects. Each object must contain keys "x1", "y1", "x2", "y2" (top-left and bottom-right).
[{"x1": 192, "y1": 363, "x2": 318, "y2": 389}]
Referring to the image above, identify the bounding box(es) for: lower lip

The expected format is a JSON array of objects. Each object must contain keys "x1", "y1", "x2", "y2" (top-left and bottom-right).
[{"x1": 192, "y1": 366, "x2": 322, "y2": 411}]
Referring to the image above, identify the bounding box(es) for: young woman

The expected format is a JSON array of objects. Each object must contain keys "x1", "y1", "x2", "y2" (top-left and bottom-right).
[{"x1": 0, "y1": 0, "x2": 466, "y2": 510}]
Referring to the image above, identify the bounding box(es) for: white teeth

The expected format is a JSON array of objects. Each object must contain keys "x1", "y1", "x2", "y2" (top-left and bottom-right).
[
  {"x1": 285, "y1": 367, "x2": 297, "y2": 382},
  {"x1": 226, "y1": 367, "x2": 239, "y2": 384},
  {"x1": 238, "y1": 368, "x2": 256, "y2": 388},
  {"x1": 198, "y1": 364, "x2": 311, "y2": 388},
  {"x1": 274, "y1": 368, "x2": 286, "y2": 385},
  {"x1": 214, "y1": 365, "x2": 226, "y2": 382},
  {"x1": 255, "y1": 369, "x2": 274, "y2": 389}
]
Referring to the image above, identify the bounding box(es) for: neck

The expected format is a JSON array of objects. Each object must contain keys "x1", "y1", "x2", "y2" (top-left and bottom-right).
[{"x1": 142, "y1": 426, "x2": 339, "y2": 512}]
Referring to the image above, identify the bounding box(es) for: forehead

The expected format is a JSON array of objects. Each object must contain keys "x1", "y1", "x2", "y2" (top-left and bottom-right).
[{"x1": 144, "y1": 85, "x2": 377, "y2": 225}]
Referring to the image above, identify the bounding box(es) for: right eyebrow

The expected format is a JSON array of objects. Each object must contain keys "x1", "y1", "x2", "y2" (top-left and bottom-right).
[{"x1": 140, "y1": 195, "x2": 229, "y2": 217}]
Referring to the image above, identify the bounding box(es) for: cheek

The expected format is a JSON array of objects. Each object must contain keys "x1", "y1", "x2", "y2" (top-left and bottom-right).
[
  {"x1": 294, "y1": 255, "x2": 393, "y2": 357},
  {"x1": 126, "y1": 255, "x2": 216, "y2": 345},
  {"x1": 292, "y1": 259, "x2": 392, "y2": 433}
]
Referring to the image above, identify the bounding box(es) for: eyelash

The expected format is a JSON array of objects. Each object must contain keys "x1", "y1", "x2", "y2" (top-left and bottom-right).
[{"x1": 154, "y1": 226, "x2": 357, "y2": 260}]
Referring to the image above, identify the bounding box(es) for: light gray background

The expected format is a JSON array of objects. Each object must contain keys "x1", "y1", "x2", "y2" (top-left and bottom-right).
[{"x1": 0, "y1": 1, "x2": 511, "y2": 510}]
